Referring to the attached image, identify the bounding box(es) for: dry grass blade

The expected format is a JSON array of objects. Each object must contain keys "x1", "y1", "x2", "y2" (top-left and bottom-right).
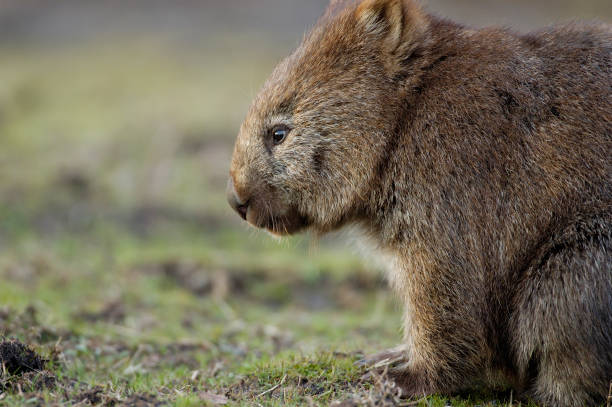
[
  {"x1": 607, "y1": 380, "x2": 611, "y2": 407},
  {"x1": 257, "y1": 374, "x2": 287, "y2": 398}
]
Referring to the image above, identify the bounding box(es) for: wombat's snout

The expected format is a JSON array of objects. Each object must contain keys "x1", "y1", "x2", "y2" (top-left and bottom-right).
[{"x1": 226, "y1": 178, "x2": 248, "y2": 221}]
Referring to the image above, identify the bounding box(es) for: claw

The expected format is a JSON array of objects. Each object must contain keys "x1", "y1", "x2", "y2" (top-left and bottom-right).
[{"x1": 357, "y1": 344, "x2": 411, "y2": 376}]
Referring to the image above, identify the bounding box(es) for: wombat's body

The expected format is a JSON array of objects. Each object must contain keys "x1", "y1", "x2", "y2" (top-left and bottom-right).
[{"x1": 227, "y1": 1, "x2": 612, "y2": 405}]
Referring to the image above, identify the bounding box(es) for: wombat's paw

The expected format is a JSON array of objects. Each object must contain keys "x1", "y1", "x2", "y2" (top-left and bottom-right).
[
  {"x1": 356, "y1": 344, "x2": 411, "y2": 376},
  {"x1": 356, "y1": 345, "x2": 408, "y2": 381},
  {"x1": 357, "y1": 345, "x2": 435, "y2": 398}
]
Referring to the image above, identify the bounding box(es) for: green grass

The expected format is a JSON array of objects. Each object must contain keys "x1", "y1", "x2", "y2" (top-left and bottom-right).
[{"x1": 0, "y1": 39, "x2": 531, "y2": 406}]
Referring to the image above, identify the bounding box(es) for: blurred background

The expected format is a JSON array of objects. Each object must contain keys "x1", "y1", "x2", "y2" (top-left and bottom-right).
[{"x1": 0, "y1": 0, "x2": 610, "y2": 404}]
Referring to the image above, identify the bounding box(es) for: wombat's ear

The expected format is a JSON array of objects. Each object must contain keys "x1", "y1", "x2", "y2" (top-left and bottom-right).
[
  {"x1": 324, "y1": 0, "x2": 348, "y2": 18},
  {"x1": 356, "y1": 0, "x2": 428, "y2": 59}
]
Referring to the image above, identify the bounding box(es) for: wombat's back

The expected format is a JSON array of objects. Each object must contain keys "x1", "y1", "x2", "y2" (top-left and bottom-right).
[{"x1": 396, "y1": 19, "x2": 611, "y2": 265}]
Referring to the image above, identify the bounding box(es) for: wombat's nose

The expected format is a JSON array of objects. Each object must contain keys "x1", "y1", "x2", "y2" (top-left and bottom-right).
[{"x1": 226, "y1": 178, "x2": 249, "y2": 221}]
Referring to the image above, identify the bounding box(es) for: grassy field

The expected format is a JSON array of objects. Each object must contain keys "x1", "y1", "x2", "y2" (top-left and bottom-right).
[{"x1": 4, "y1": 0, "x2": 612, "y2": 401}]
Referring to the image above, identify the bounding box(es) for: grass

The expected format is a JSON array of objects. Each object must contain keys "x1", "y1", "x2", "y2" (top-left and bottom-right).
[{"x1": 0, "y1": 38, "x2": 535, "y2": 406}]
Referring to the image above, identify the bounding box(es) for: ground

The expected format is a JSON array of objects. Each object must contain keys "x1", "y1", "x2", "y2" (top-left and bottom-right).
[{"x1": 1, "y1": 2, "x2": 610, "y2": 406}]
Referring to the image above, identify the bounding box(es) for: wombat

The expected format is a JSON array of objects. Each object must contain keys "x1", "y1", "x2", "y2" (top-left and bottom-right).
[{"x1": 227, "y1": 0, "x2": 612, "y2": 405}]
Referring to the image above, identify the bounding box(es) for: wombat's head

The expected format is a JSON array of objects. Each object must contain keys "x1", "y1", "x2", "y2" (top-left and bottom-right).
[{"x1": 228, "y1": 0, "x2": 428, "y2": 236}]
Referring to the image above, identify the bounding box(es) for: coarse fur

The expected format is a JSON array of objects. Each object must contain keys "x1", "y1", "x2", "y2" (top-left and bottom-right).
[{"x1": 227, "y1": 0, "x2": 612, "y2": 405}]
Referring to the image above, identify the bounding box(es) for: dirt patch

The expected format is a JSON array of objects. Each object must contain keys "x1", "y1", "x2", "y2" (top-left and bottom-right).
[
  {"x1": 0, "y1": 339, "x2": 58, "y2": 394},
  {"x1": 135, "y1": 259, "x2": 386, "y2": 311},
  {"x1": 4, "y1": 370, "x2": 57, "y2": 393},
  {"x1": 76, "y1": 386, "x2": 106, "y2": 405},
  {"x1": 0, "y1": 336, "x2": 169, "y2": 404},
  {"x1": 0, "y1": 339, "x2": 46, "y2": 374},
  {"x1": 136, "y1": 260, "x2": 243, "y2": 299},
  {"x1": 75, "y1": 301, "x2": 126, "y2": 324}
]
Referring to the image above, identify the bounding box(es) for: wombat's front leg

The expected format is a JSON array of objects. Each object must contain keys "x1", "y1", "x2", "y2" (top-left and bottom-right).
[{"x1": 362, "y1": 283, "x2": 490, "y2": 397}]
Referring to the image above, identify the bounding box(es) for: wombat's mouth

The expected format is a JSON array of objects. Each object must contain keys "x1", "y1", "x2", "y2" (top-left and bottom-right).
[
  {"x1": 247, "y1": 207, "x2": 309, "y2": 236},
  {"x1": 226, "y1": 178, "x2": 309, "y2": 236}
]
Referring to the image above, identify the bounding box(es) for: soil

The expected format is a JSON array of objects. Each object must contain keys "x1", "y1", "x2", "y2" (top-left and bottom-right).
[{"x1": 0, "y1": 339, "x2": 46, "y2": 375}]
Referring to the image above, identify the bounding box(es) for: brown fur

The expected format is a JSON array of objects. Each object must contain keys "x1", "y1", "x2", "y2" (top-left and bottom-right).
[{"x1": 227, "y1": 1, "x2": 612, "y2": 405}]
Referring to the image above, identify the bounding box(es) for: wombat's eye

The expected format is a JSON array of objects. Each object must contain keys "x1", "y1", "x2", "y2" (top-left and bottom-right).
[{"x1": 270, "y1": 125, "x2": 289, "y2": 145}]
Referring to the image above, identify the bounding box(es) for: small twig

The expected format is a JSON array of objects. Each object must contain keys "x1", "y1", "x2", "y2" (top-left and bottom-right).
[
  {"x1": 606, "y1": 380, "x2": 611, "y2": 407},
  {"x1": 509, "y1": 390, "x2": 513, "y2": 406},
  {"x1": 257, "y1": 374, "x2": 287, "y2": 398}
]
